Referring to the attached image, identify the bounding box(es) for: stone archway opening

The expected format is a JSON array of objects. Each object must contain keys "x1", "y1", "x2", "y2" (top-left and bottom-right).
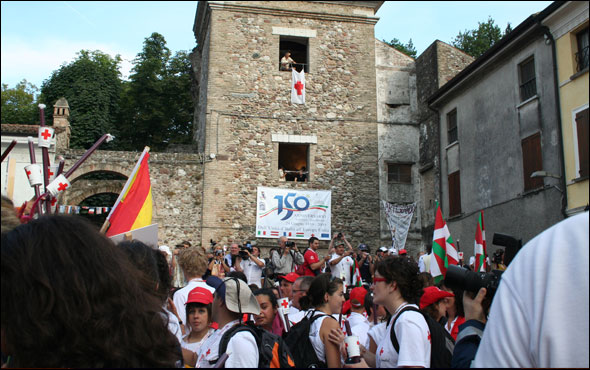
[{"x1": 77, "y1": 192, "x2": 119, "y2": 229}]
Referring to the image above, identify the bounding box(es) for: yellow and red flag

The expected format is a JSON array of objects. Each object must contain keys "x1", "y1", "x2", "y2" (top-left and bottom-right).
[{"x1": 105, "y1": 147, "x2": 152, "y2": 237}]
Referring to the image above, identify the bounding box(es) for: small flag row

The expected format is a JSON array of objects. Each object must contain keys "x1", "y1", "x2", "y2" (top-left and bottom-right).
[{"x1": 58, "y1": 205, "x2": 111, "y2": 215}]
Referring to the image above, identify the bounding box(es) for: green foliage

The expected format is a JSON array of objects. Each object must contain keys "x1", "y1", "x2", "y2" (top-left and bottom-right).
[
  {"x1": 117, "y1": 33, "x2": 194, "y2": 151},
  {"x1": 452, "y1": 17, "x2": 512, "y2": 58},
  {"x1": 39, "y1": 50, "x2": 122, "y2": 149},
  {"x1": 1, "y1": 79, "x2": 39, "y2": 124},
  {"x1": 384, "y1": 38, "x2": 417, "y2": 58}
]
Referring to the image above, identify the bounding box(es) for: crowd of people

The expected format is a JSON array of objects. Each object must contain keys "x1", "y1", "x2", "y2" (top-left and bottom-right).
[{"x1": 1, "y1": 194, "x2": 588, "y2": 368}]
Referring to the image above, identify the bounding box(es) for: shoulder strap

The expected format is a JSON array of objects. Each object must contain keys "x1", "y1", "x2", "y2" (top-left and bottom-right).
[
  {"x1": 218, "y1": 324, "x2": 260, "y2": 362},
  {"x1": 389, "y1": 305, "x2": 420, "y2": 353}
]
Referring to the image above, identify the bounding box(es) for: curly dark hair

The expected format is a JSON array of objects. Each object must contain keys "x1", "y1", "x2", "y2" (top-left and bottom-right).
[
  {"x1": 1, "y1": 215, "x2": 181, "y2": 368},
  {"x1": 375, "y1": 256, "x2": 422, "y2": 305}
]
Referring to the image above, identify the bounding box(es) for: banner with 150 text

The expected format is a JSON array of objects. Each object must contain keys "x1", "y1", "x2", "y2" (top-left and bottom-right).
[{"x1": 256, "y1": 186, "x2": 331, "y2": 240}]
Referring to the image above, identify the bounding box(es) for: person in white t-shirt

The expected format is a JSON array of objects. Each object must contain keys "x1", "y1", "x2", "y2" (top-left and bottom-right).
[
  {"x1": 454, "y1": 212, "x2": 589, "y2": 368},
  {"x1": 196, "y1": 276, "x2": 261, "y2": 368},
  {"x1": 334, "y1": 256, "x2": 430, "y2": 368},
  {"x1": 235, "y1": 244, "x2": 265, "y2": 288},
  {"x1": 329, "y1": 236, "x2": 355, "y2": 290},
  {"x1": 180, "y1": 287, "x2": 216, "y2": 367},
  {"x1": 173, "y1": 247, "x2": 216, "y2": 325},
  {"x1": 346, "y1": 287, "x2": 371, "y2": 347}
]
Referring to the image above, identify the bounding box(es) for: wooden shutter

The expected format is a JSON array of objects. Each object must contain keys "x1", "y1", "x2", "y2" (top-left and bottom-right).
[
  {"x1": 448, "y1": 171, "x2": 461, "y2": 216},
  {"x1": 576, "y1": 108, "x2": 589, "y2": 178},
  {"x1": 522, "y1": 133, "x2": 543, "y2": 191}
]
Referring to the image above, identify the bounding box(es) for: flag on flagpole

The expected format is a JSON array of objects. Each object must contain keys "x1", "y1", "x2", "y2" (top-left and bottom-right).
[
  {"x1": 430, "y1": 201, "x2": 459, "y2": 284},
  {"x1": 474, "y1": 210, "x2": 487, "y2": 272},
  {"x1": 105, "y1": 147, "x2": 153, "y2": 237},
  {"x1": 291, "y1": 68, "x2": 305, "y2": 104},
  {"x1": 352, "y1": 260, "x2": 363, "y2": 287}
]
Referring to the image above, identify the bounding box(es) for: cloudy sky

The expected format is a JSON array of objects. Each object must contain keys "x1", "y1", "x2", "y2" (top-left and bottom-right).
[{"x1": 1, "y1": 1, "x2": 552, "y2": 90}]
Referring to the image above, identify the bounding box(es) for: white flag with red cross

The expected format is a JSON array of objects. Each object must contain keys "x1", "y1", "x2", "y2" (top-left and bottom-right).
[
  {"x1": 24, "y1": 164, "x2": 43, "y2": 186},
  {"x1": 277, "y1": 297, "x2": 290, "y2": 315},
  {"x1": 46, "y1": 174, "x2": 70, "y2": 197},
  {"x1": 291, "y1": 68, "x2": 305, "y2": 105},
  {"x1": 38, "y1": 126, "x2": 54, "y2": 148},
  {"x1": 48, "y1": 164, "x2": 59, "y2": 183}
]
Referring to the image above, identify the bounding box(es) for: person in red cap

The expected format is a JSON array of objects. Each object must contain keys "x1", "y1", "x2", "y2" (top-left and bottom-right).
[
  {"x1": 181, "y1": 287, "x2": 215, "y2": 367},
  {"x1": 346, "y1": 287, "x2": 370, "y2": 346},
  {"x1": 419, "y1": 286, "x2": 454, "y2": 324},
  {"x1": 278, "y1": 271, "x2": 299, "y2": 301}
]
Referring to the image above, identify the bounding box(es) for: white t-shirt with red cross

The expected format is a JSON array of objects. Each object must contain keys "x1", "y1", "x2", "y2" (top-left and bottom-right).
[{"x1": 376, "y1": 303, "x2": 430, "y2": 368}]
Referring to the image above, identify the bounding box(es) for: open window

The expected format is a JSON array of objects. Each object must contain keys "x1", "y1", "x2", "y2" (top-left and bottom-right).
[
  {"x1": 278, "y1": 143, "x2": 309, "y2": 182},
  {"x1": 279, "y1": 36, "x2": 308, "y2": 72}
]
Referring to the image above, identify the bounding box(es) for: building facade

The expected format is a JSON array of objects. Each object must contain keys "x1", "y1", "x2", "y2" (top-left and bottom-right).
[
  {"x1": 429, "y1": 2, "x2": 567, "y2": 254},
  {"x1": 544, "y1": 1, "x2": 589, "y2": 216}
]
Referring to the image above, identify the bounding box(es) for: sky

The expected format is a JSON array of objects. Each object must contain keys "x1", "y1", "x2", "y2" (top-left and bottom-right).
[{"x1": 1, "y1": 1, "x2": 553, "y2": 91}]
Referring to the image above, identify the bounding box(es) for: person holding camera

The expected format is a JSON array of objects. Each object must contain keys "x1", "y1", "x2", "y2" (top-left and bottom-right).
[
  {"x1": 452, "y1": 212, "x2": 589, "y2": 368},
  {"x1": 207, "y1": 244, "x2": 229, "y2": 279},
  {"x1": 234, "y1": 243, "x2": 265, "y2": 288},
  {"x1": 271, "y1": 236, "x2": 304, "y2": 275},
  {"x1": 356, "y1": 244, "x2": 374, "y2": 286},
  {"x1": 329, "y1": 233, "x2": 355, "y2": 291},
  {"x1": 302, "y1": 236, "x2": 331, "y2": 276}
]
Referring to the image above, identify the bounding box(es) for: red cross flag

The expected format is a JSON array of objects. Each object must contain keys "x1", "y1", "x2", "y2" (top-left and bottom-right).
[
  {"x1": 24, "y1": 164, "x2": 43, "y2": 186},
  {"x1": 45, "y1": 174, "x2": 70, "y2": 197},
  {"x1": 48, "y1": 164, "x2": 59, "y2": 182},
  {"x1": 277, "y1": 297, "x2": 290, "y2": 315},
  {"x1": 291, "y1": 68, "x2": 305, "y2": 105},
  {"x1": 38, "y1": 126, "x2": 54, "y2": 148}
]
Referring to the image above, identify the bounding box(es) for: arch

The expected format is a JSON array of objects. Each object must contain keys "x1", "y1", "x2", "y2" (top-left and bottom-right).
[
  {"x1": 67, "y1": 162, "x2": 130, "y2": 184},
  {"x1": 61, "y1": 179, "x2": 126, "y2": 206}
]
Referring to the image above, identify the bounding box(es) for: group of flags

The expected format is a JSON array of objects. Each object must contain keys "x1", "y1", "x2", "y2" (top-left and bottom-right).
[
  {"x1": 58, "y1": 205, "x2": 111, "y2": 215},
  {"x1": 429, "y1": 201, "x2": 487, "y2": 283}
]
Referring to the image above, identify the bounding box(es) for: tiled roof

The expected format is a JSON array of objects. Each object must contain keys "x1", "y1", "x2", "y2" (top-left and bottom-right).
[{"x1": 1, "y1": 124, "x2": 65, "y2": 136}]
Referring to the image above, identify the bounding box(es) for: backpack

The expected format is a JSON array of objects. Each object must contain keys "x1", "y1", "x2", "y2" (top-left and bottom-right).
[
  {"x1": 389, "y1": 305, "x2": 455, "y2": 368},
  {"x1": 217, "y1": 321, "x2": 295, "y2": 368},
  {"x1": 283, "y1": 310, "x2": 334, "y2": 368}
]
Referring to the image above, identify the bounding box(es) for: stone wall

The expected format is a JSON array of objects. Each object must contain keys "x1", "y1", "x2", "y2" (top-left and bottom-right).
[
  {"x1": 194, "y1": 1, "x2": 381, "y2": 248},
  {"x1": 60, "y1": 149, "x2": 204, "y2": 246}
]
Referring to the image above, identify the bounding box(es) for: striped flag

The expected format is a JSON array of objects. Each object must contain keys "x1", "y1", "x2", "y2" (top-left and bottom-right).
[
  {"x1": 105, "y1": 147, "x2": 153, "y2": 237},
  {"x1": 474, "y1": 210, "x2": 487, "y2": 272},
  {"x1": 430, "y1": 201, "x2": 459, "y2": 284},
  {"x1": 351, "y1": 260, "x2": 363, "y2": 287}
]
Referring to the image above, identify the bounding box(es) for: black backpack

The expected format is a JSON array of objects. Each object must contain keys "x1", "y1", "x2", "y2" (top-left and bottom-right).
[
  {"x1": 389, "y1": 305, "x2": 455, "y2": 368},
  {"x1": 283, "y1": 310, "x2": 334, "y2": 368},
  {"x1": 216, "y1": 321, "x2": 295, "y2": 368}
]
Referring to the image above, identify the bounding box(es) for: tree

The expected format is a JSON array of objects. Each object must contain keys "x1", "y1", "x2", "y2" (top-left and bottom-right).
[
  {"x1": 39, "y1": 50, "x2": 122, "y2": 149},
  {"x1": 452, "y1": 17, "x2": 512, "y2": 58},
  {"x1": 384, "y1": 38, "x2": 417, "y2": 58},
  {"x1": 117, "y1": 33, "x2": 193, "y2": 151},
  {"x1": 1, "y1": 79, "x2": 39, "y2": 124}
]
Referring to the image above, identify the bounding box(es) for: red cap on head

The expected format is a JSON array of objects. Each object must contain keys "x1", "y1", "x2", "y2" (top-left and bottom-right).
[
  {"x1": 186, "y1": 287, "x2": 214, "y2": 305},
  {"x1": 350, "y1": 287, "x2": 367, "y2": 307},
  {"x1": 280, "y1": 272, "x2": 300, "y2": 283},
  {"x1": 419, "y1": 286, "x2": 454, "y2": 309},
  {"x1": 399, "y1": 249, "x2": 407, "y2": 255}
]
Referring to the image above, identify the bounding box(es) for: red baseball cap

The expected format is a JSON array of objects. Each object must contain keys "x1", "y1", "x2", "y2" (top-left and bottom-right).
[
  {"x1": 419, "y1": 286, "x2": 454, "y2": 309},
  {"x1": 399, "y1": 249, "x2": 407, "y2": 255},
  {"x1": 279, "y1": 272, "x2": 300, "y2": 283},
  {"x1": 186, "y1": 287, "x2": 214, "y2": 305},
  {"x1": 350, "y1": 287, "x2": 367, "y2": 307}
]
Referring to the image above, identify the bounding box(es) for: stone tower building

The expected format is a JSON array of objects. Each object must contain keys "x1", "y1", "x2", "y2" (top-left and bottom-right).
[{"x1": 192, "y1": 1, "x2": 383, "y2": 247}]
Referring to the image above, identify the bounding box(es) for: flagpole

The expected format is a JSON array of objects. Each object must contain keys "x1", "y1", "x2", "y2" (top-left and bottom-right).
[{"x1": 100, "y1": 146, "x2": 150, "y2": 234}]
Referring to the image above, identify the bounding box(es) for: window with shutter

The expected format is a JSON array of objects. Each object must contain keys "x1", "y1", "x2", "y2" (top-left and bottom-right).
[
  {"x1": 448, "y1": 171, "x2": 461, "y2": 217},
  {"x1": 521, "y1": 133, "x2": 543, "y2": 191},
  {"x1": 575, "y1": 108, "x2": 589, "y2": 178}
]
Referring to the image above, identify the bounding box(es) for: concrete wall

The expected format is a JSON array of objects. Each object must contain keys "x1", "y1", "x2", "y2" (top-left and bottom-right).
[
  {"x1": 434, "y1": 29, "x2": 564, "y2": 258},
  {"x1": 193, "y1": 1, "x2": 380, "y2": 248}
]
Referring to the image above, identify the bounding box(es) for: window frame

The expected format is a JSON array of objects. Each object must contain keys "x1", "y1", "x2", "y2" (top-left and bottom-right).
[
  {"x1": 518, "y1": 57, "x2": 537, "y2": 102},
  {"x1": 447, "y1": 109, "x2": 458, "y2": 145},
  {"x1": 448, "y1": 170, "x2": 462, "y2": 217},
  {"x1": 387, "y1": 163, "x2": 412, "y2": 184},
  {"x1": 573, "y1": 106, "x2": 589, "y2": 179},
  {"x1": 279, "y1": 35, "x2": 309, "y2": 73},
  {"x1": 575, "y1": 26, "x2": 589, "y2": 72},
  {"x1": 521, "y1": 132, "x2": 544, "y2": 191},
  {"x1": 278, "y1": 142, "x2": 310, "y2": 182}
]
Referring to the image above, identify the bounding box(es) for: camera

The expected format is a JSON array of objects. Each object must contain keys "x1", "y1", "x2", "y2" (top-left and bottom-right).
[
  {"x1": 337, "y1": 232, "x2": 343, "y2": 239},
  {"x1": 239, "y1": 245, "x2": 251, "y2": 259},
  {"x1": 492, "y1": 249, "x2": 504, "y2": 264},
  {"x1": 444, "y1": 264, "x2": 503, "y2": 299},
  {"x1": 215, "y1": 249, "x2": 224, "y2": 257},
  {"x1": 285, "y1": 241, "x2": 295, "y2": 247}
]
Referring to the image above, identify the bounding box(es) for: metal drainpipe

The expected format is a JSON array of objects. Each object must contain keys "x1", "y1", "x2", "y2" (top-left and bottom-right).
[{"x1": 540, "y1": 24, "x2": 569, "y2": 219}]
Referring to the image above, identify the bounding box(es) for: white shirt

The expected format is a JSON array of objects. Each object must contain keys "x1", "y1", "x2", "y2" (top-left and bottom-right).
[
  {"x1": 473, "y1": 212, "x2": 589, "y2": 368},
  {"x1": 376, "y1": 303, "x2": 430, "y2": 368},
  {"x1": 365, "y1": 322, "x2": 387, "y2": 349},
  {"x1": 289, "y1": 309, "x2": 309, "y2": 325},
  {"x1": 308, "y1": 311, "x2": 333, "y2": 364},
  {"x1": 181, "y1": 328, "x2": 215, "y2": 354},
  {"x1": 173, "y1": 278, "x2": 216, "y2": 325},
  {"x1": 164, "y1": 306, "x2": 183, "y2": 344},
  {"x1": 240, "y1": 257, "x2": 265, "y2": 288},
  {"x1": 196, "y1": 319, "x2": 259, "y2": 368},
  {"x1": 347, "y1": 312, "x2": 370, "y2": 349},
  {"x1": 330, "y1": 253, "x2": 355, "y2": 288}
]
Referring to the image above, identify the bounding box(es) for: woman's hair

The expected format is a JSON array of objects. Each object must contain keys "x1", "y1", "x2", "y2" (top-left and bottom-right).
[
  {"x1": 301, "y1": 273, "x2": 343, "y2": 309},
  {"x1": 375, "y1": 256, "x2": 422, "y2": 304},
  {"x1": 253, "y1": 288, "x2": 278, "y2": 308},
  {"x1": 1, "y1": 215, "x2": 181, "y2": 368},
  {"x1": 186, "y1": 302, "x2": 212, "y2": 324},
  {"x1": 154, "y1": 248, "x2": 172, "y2": 302},
  {"x1": 178, "y1": 246, "x2": 208, "y2": 278},
  {"x1": 418, "y1": 272, "x2": 435, "y2": 288},
  {"x1": 1, "y1": 195, "x2": 20, "y2": 234}
]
